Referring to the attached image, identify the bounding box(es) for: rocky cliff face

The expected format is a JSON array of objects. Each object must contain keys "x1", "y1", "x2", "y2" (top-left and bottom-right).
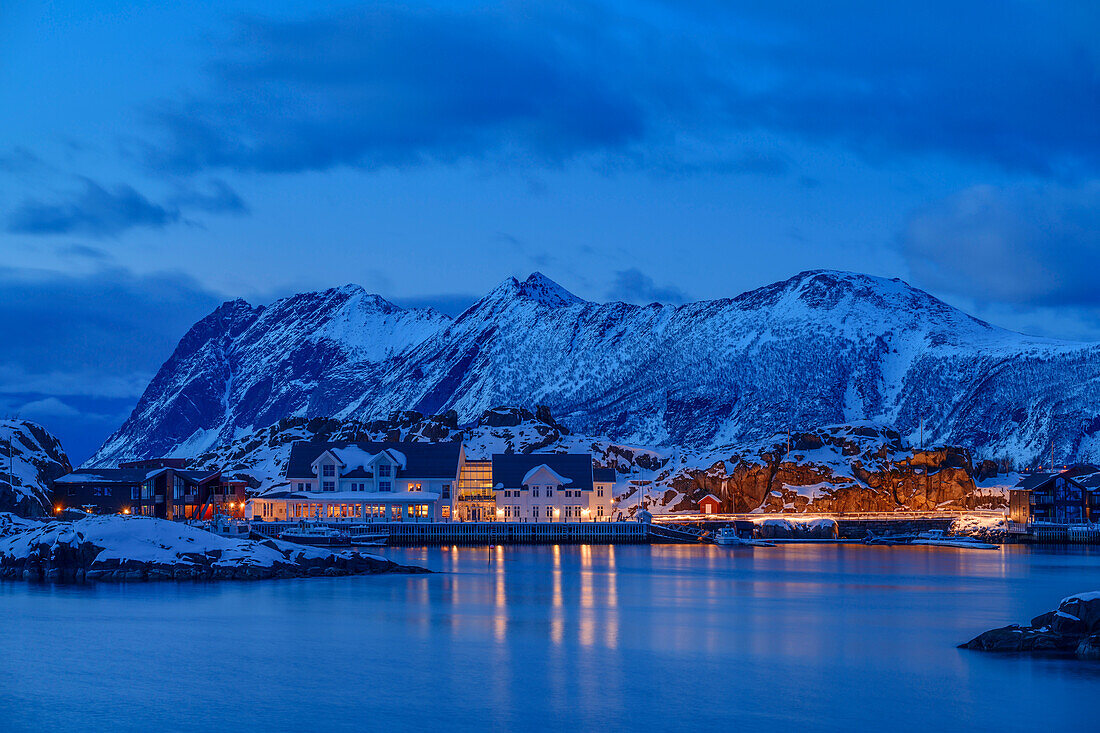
[
  {"x1": 89, "y1": 270, "x2": 1100, "y2": 468},
  {"x1": 0, "y1": 420, "x2": 72, "y2": 517},
  {"x1": 660, "y1": 423, "x2": 1007, "y2": 515}
]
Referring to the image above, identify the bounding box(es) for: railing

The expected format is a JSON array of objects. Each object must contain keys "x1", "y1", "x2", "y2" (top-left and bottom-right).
[
  {"x1": 652, "y1": 510, "x2": 1006, "y2": 523},
  {"x1": 250, "y1": 520, "x2": 648, "y2": 545}
]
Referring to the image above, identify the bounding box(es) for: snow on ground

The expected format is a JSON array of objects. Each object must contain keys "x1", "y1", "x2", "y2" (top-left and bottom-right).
[{"x1": 0, "y1": 514, "x2": 338, "y2": 569}]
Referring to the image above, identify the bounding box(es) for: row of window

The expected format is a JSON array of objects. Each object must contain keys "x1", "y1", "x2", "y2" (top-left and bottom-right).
[
  {"x1": 299, "y1": 480, "x2": 451, "y2": 495},
  {"x1": 320, "y1": 463, "x2": 393, "y2": 478}
]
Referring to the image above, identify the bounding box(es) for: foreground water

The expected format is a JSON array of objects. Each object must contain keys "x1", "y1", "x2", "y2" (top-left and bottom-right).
[{"x1": 3, "y1": 544, "x2": 1099, "y2": 732}]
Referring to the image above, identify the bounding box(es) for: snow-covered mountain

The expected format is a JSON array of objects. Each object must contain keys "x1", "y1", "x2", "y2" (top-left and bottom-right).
[
  {"x1": 1, "y1": 420, "x2": 72, "y2": 517},
  {"x1": 89, "y1": 270, "x2": 1100, "y2": 467}
]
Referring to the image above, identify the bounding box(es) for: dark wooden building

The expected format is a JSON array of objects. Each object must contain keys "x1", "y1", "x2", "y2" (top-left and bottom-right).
[
  {"x1": 1012, "y1": 465, "x2": 1100, "y2": 525},
  {"x1": 52, "y1": 461, "x2": 249, "y2": 519}
]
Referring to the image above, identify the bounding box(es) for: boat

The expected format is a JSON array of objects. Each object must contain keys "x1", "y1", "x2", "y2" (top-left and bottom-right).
[
  {"x1": 187, "y1": 516, "x2": 251, "y2": 539},
  {"x1": 350, "y1": 534, "x2": 388, "y2": 547},
  {"x1": 910, "y1": 529, "x2": 998, "y2": 550},
  {"x1": 278, "y1": 522, "x2": 351, "y2": 546},
  {"x1": 713, "y1": 527, "x2": 776, "y2": 547}
]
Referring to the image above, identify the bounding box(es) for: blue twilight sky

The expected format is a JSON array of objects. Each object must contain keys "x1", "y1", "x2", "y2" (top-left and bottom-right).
[{"x1": 1, "y1": 0, "x2": 1098, "y2": 462}]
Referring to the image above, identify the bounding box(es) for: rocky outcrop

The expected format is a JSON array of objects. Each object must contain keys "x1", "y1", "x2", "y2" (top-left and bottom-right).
[
  {"x1": 0, "y1": 420, "x2": 72, "y2": 517},
  {"x1": 663, "y1": 423, "x2": 1003, "y2": 515},
  {"x1": 961, "y1": 592, "x2": 1100, "y2": 660},
  {"x1": 0, "y1": 515, "x2": 426, "y2": 582}
]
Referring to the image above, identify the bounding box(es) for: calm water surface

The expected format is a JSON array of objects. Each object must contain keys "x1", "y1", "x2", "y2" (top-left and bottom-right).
[{"x1": 3, "y1": 544, "x2": 1099, "y2": 732}]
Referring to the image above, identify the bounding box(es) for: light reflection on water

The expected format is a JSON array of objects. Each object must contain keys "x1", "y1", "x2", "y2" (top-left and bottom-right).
[{"x1": 2, "y1": 544, "x2": 1099, "y2": 733}]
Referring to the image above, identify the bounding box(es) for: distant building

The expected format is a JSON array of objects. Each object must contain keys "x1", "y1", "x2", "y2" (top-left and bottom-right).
[
  {"x1": 1011, "y1": 466, "x2": 1100, "y2": 525},
  {"x1": 51, "y1": 465, "x2": 247, "y2": 519},
  {"x1": 491, "y1": 454, "x2": 612, "y2": 522},
  {"x1": 250, "y1": 441, "x2": 463, "y2": 523},
  {"x1": 698, "y1": 493, "x2": 721, "y2": 515}
]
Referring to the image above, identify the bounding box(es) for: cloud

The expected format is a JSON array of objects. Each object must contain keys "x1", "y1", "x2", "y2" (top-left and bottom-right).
[
  {"x1": 900, "y1": 181, "x2": 1100, "y2": 306},
  {"x1": 6, "y1": 178, "x2": 180, "y2": 236},
  {"x1": 152, "y1": 6, "x2": 646, "y2": 175},
  {"x1": 608, "y1": 268, "x2": 688, "y2": 304},
  {"x1": 0, "y1": 265, "x2": 223, "y2": 399},
  {"x1": 144, "y1": 2, "x2": 1100, "y2": 180},
  {"x1": 5, "y1": 176, "x2": 248, "y2": 237}
]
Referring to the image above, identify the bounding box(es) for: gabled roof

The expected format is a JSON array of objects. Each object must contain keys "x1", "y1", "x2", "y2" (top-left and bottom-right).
[
  {"x1": 699, "y1": 493, "x2": 720, "y2": 502},
  {"x1": 54, "y1": 468, "x2": 149, "y2": 484},
  {"x1": 521, "y1": 464, "x2": 573, "y2": 486},
  {"x1": 492, "y1": 453, "x2": 593, "y2": 492},
  {"x1": 1015, "y1": 472, "x2": 1058, "y2": 491},
  {"x1": 286, "y1": 441, "x2": 461, "y2": 479}
]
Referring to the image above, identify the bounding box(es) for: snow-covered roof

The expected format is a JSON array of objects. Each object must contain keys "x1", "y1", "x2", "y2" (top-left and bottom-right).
[{"x1": 521, "y1": 464, "x2": 573, "y2": 486}]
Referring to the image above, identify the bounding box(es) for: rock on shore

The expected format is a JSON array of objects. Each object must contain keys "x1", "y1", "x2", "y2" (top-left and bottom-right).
[
  {"x1": 0, "y1": 514, "x2": 426, "y2": 582},
  {"x1": 960, "y1": 592, "x2": 1100, "y2": 660}
]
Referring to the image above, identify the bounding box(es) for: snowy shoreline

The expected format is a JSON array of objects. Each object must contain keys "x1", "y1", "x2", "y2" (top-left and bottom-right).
[{"x1": 0, "y1": 514, "x2": 427, "y2": 582}]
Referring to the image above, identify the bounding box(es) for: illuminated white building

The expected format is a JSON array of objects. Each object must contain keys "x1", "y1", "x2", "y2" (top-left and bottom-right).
[{"x1": 491, "y1": 454, "x2": 615, "y2": 522}]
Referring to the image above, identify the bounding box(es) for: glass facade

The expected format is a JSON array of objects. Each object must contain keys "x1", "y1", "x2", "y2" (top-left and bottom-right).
[{"x1": 456, "y1": 460, "x2": 494, "y2": 521}]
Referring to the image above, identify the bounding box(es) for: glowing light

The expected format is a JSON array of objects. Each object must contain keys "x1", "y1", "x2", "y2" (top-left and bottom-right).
[
  {"x1": 122, "y1": 508, "x2": 131, "y2": 515},
  {"x1": 495, "y1": 508, "x2": 505, "y2": 517},
  {"x1": 54, "y1": 505, "x2": 62, "y2": 513}
]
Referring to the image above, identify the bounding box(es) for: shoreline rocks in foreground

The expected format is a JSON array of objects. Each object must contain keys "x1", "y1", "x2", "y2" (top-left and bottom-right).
[
  {"x1": 960, "y1": 592, "x2": 1100, "y2": 660},
  {"x1": 0, "y1": 514, "x2": 427, "y2": 582}
]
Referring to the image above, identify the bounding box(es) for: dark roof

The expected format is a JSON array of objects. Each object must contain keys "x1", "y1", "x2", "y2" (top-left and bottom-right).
[
  {"x1": 1015, "y1": 472, "x2": 1057, "y2": 490},
  {"x1": 592, "y1": 467, "x2": 616, "y2": 483},
  {"x1": 492, "y1": 453, "x2": 594, "y2": 492},
  {"x1": 286, "y1": 441, "x2": 462, "y2": 479},
  {"x1": 54, "y1": 468, "x2": 149, "y2": 484},
  {"x1": 1015, "y1": 466, "x2": 1100, "y2": 491}
]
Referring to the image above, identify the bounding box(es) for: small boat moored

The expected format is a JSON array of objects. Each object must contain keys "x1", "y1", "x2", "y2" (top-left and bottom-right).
[
  {"x1": 713, "y1": 527, "x2": 776, "y2": 547},
  {"x1": 911, "y1": 530, "x2": 998, "y2": 550},
  {"x1": 278, "y1": 522, "x2": 351, "y2": 546}
]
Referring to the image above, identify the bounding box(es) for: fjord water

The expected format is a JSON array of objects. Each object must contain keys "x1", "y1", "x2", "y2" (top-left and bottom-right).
[{"x1": 3, "y1": 545, "x2": 1098, "y2": 732}]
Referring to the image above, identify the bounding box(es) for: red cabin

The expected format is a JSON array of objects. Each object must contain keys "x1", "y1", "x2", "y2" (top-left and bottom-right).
[{"x1": 698, "y1": 493, "x2": 721, "y2": 515}]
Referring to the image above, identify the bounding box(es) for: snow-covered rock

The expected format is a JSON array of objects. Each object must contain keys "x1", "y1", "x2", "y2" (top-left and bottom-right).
[
  {"x1": 87, "y1": 270, "x2": 1100, "y2": 469},
  {"x1": 0, "y1": 420, "x2": 72, "y2": 517},
  {"x1": 962, "y1": 591, "x2": 1100, "y2": 659},
  {"x1": 0, "y1": 514, "x2": 424, "y2": 582}
]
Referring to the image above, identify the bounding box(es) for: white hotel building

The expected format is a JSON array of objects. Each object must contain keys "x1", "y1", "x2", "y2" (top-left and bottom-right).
[
  {"x1": 249, "y1": 441, "x2": 462, "y2": 523},
  {"x1": 247, "y1": 441, "x2": 617, "y2": 523},
  {"x1": 491, "y1": 453, "x2": 615, "y2": 522}
]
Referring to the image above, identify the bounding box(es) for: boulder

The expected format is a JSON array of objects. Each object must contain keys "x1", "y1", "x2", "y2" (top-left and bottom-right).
[
  {"x1": 1058, "y1": 592, "x2": 1100, "y2": 633},
  {"x1": 1076, "y1": 632, "x2": 1100, "y2": 660}
]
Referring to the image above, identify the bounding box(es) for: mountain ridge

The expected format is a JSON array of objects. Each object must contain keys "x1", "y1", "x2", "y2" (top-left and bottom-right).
[{"x1": 88, "y1": 269, "x2": 1100, "y2": 467}]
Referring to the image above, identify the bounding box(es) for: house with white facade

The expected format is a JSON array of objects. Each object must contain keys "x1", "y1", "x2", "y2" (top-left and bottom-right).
[
  {"x1": 249, "y1": 441, "x2": 462, "y2": 523},
  {"x1": 491, "y1": 454, "x2": 614, "y2": 522}
]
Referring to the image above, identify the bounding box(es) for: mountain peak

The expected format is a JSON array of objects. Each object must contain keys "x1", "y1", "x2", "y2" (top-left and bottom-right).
[
  {"x1": 518, "y1": 272, "x2": 585, "y2": 306},
  {"x1": 482, "y1": 273, "x2": 586, "y2": 308}
]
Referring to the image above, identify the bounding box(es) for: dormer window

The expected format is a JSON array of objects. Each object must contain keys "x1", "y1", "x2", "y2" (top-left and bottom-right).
[
  {"x1": 322, "y1": 464, "x2": 335, "y2": 478},
  {"x1": 378, "y1": 464, "x2": 391, "y2": 478}
]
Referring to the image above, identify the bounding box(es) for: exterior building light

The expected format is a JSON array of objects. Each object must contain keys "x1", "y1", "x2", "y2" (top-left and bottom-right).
[
  {"x1": 54, "y1": 505, "x2": 62, "y2": 513},
  {"x1": 122, "y1": 508, "x2": 131, "y2": 514},
  {"x1": 553, "y1": 508, "x2": 561, "y2": 518},
  {"x1": 495, "y1": 508, "x2": 505, "y2": 517}
]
